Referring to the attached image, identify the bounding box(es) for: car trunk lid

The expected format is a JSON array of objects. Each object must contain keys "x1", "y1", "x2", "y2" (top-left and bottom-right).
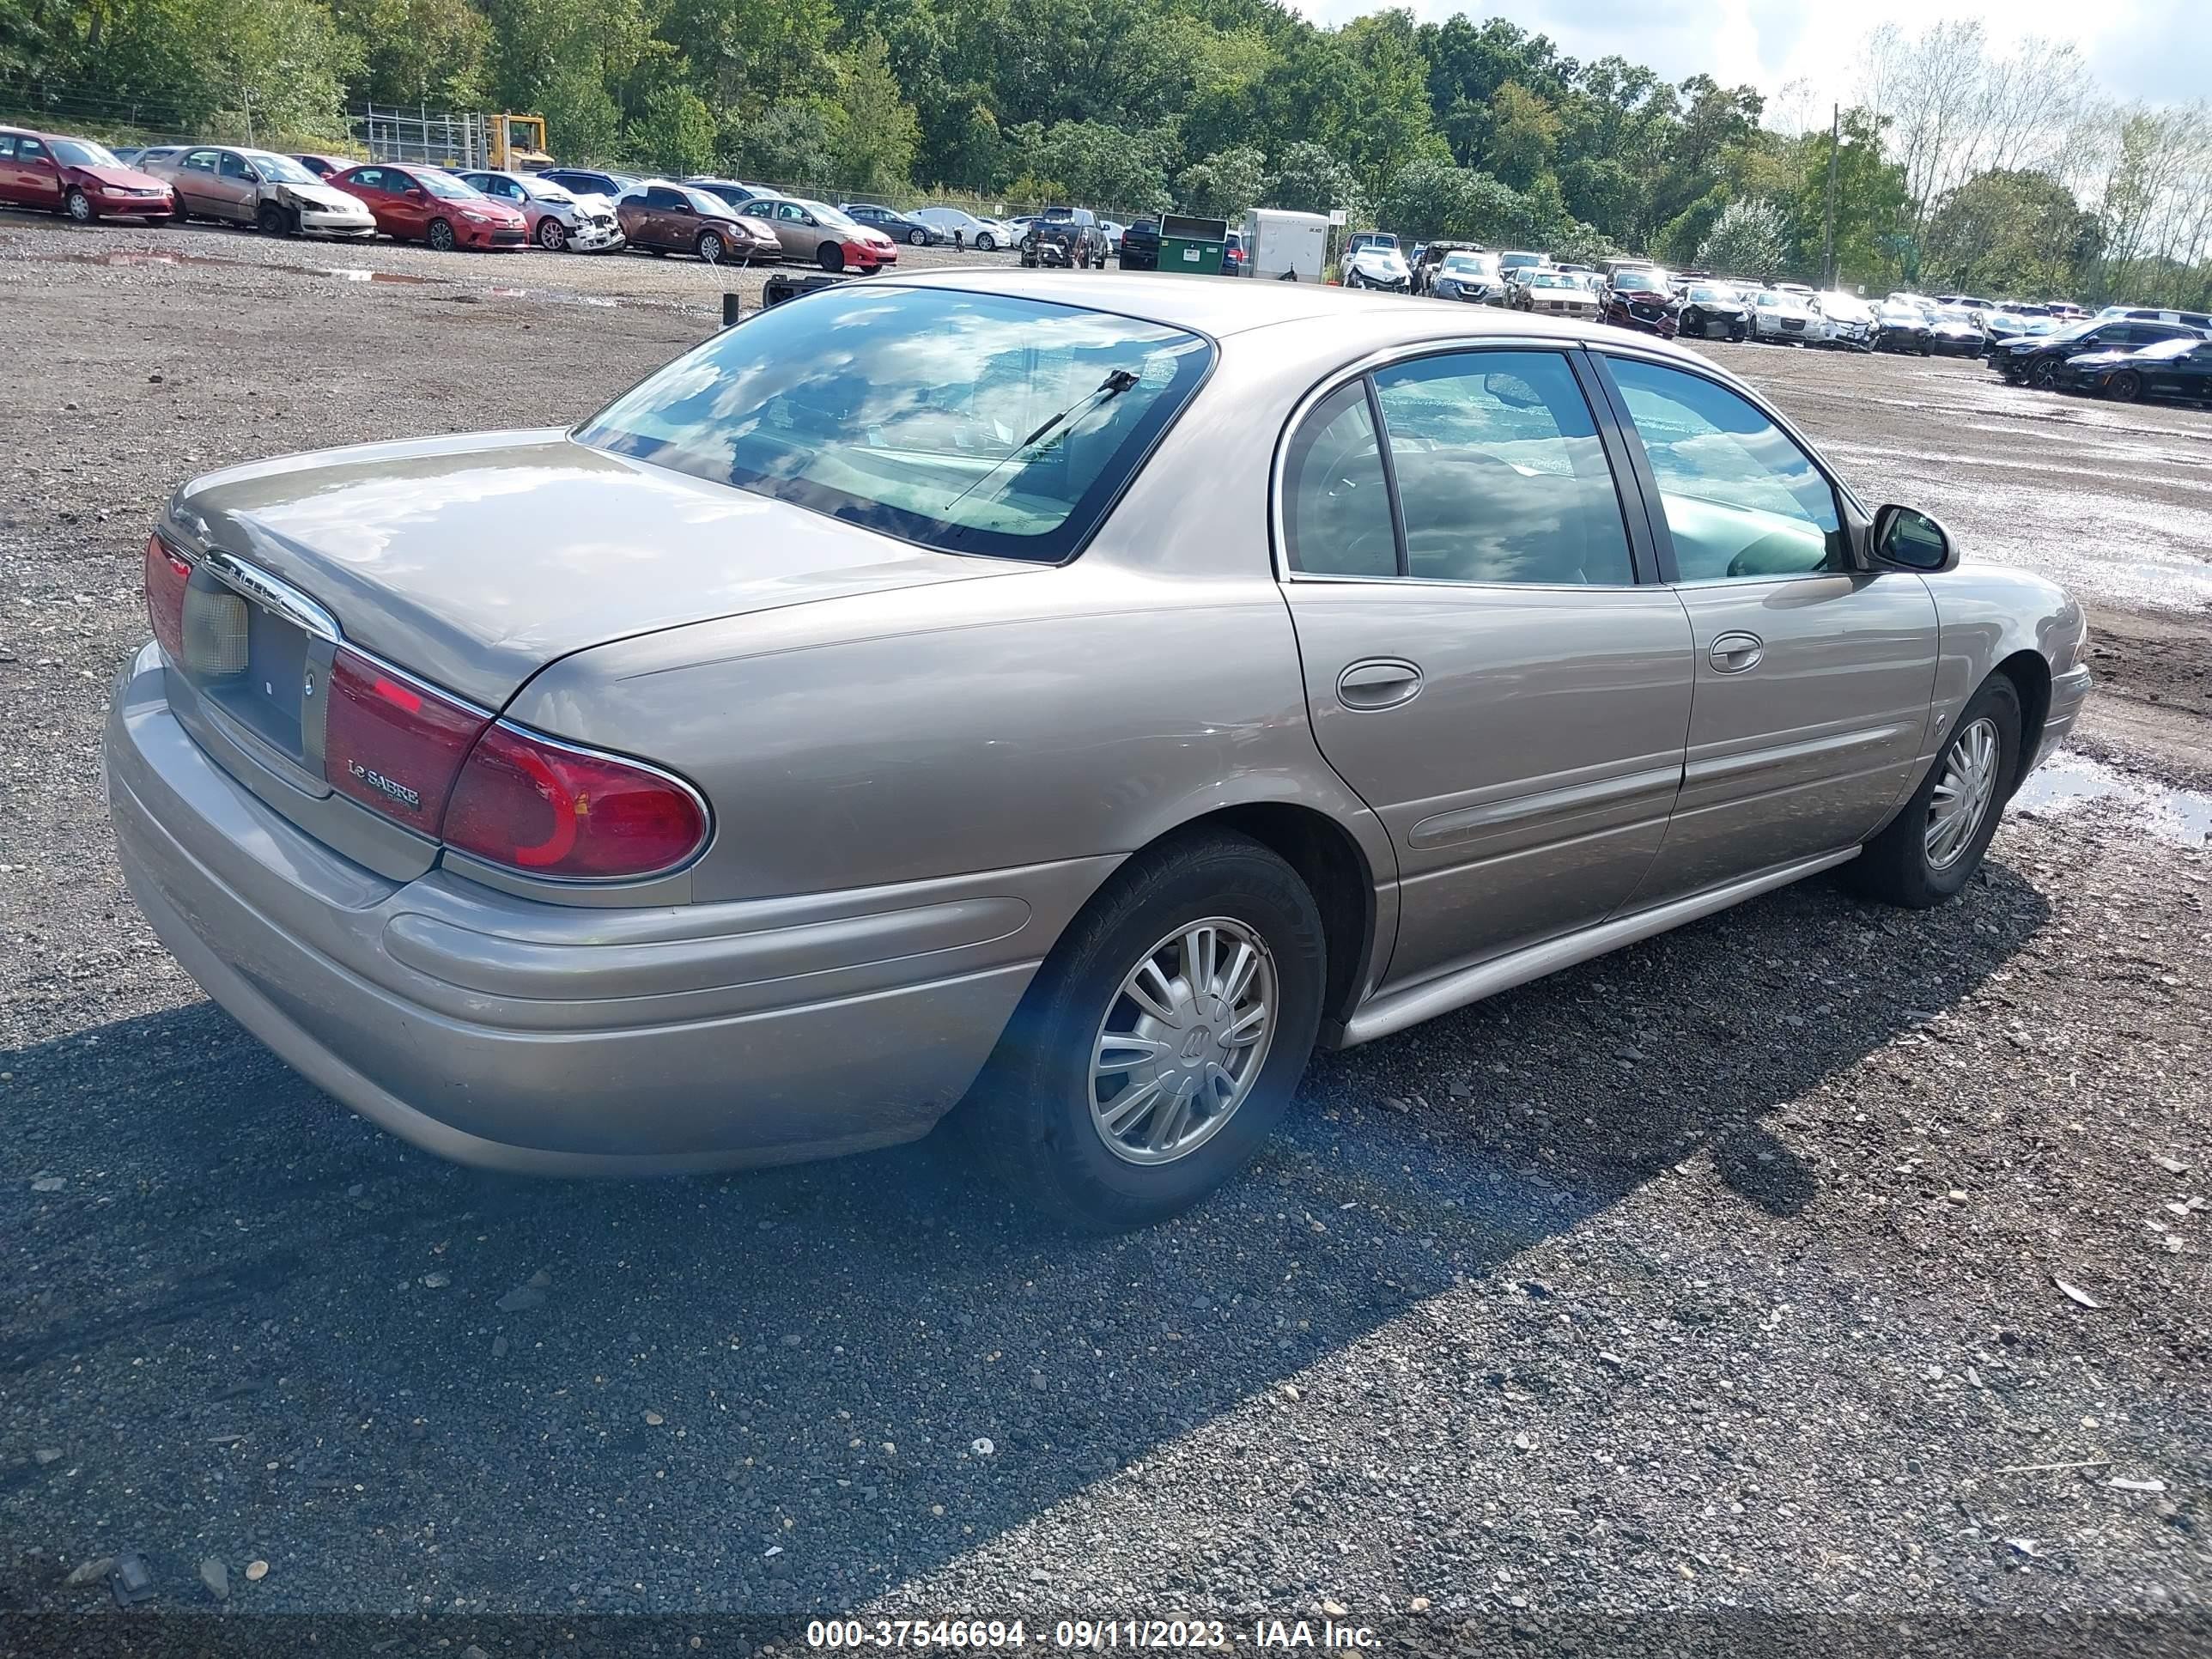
[{"x1": 165, "y1": 428, "x2": 1014, "y2": 712}]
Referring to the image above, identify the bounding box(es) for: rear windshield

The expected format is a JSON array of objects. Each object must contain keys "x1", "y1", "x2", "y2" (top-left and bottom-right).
[{"x1": 576, "y1": 286, "x2": 1213, "y2": 562}]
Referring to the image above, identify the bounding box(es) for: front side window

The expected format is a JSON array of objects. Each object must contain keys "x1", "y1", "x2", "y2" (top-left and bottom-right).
[
  {"x1": 577, "y1": 286, "x2": 1212, "y2": 562},
  {"x1": 1371, "y1": 351, "x2": 1633, "y2": 586},
  {"x1": 219, "y1": 151, "x2": 254, "y2": 180},
  {"x1": 1606, "y1": 356, "x2": 1843, "y2": 583},
  {"x1": 17, "y1": 137, "x2": 47, "y2": 164},
  {"x1": 645, "y1": 186, "x2": 686, "y2": 210}
]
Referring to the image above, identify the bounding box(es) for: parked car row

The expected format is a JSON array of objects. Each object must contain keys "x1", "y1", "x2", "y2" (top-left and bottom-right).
[{"x1": 1986, "y1": 311, "x2": 2212, "y2": 405}]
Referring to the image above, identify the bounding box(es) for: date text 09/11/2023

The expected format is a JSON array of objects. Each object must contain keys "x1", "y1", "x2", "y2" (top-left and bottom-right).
[{"x1": 803, "y1": 1618, "x2": 1381, "y2": 1649}]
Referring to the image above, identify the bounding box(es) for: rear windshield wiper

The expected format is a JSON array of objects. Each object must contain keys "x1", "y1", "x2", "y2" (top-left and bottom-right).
[{"x1": 942, "y1": 368, "x2": 1142, "y2": 518}]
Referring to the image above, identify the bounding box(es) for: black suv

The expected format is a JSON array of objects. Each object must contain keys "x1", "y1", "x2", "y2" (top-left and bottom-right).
[
  {"x1": 1118, "y1": 218, "x2": 1161, "y2": 271},
  {"x1": 1993, "y1": 316, "x2": 2203, "y2": 388},
  {"x1": 1021, "y1": 207, "x2": 1109, "y2": 268}
]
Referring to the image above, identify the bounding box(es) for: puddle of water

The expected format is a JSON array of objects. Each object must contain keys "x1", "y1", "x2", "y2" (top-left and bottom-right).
[
  {"x1": 21, "y1": 246, "x2": 252, "y2": 270},
  {"x1": 2015, "y1": 752, "x2": 2212, "y2": 846},
  {"x1": 324, "y1": 266, "x2": 433, "y2": 285}
]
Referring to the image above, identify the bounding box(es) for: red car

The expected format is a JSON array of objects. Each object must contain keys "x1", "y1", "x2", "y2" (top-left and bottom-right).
[
  {"x1": 0, "y1": 126, "x2": 174, "y2": 223},
  {"x1": 329, "y1": 161, "x2": 527, "y2": 251}
]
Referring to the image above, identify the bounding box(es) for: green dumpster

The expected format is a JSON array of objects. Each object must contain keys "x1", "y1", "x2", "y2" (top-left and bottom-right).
[{"x1": 1158, "y1": 214, "x2": 1229, "y2": 275}]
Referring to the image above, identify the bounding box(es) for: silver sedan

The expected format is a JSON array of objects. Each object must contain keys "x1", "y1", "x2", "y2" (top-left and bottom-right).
[{"x1": 107, "y1": 273, "x2": 2091, "y2": 1230}]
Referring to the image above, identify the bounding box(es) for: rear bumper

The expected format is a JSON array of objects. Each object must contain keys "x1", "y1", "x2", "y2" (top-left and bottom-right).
[{"x1": 105, "y1": 643, "x2": 1085, "y2": 1174}]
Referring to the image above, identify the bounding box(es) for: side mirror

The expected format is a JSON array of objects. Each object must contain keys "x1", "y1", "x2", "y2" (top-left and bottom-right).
[
  {"x1": 406, "y1": 186, "x2": 426, "y2": 202},
  {"x1": 1870, "y1": 504, "x2": 1957, "y2": 574}
]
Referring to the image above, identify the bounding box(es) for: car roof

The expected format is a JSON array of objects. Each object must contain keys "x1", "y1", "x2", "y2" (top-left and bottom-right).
[{"x1": 870, "y1": 268, "x2": 1717, "y2": 354}]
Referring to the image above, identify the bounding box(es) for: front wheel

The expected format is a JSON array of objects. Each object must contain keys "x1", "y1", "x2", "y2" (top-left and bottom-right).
[
  {"x1": 908, "y1": 227, "x2": 927, "y2": 246},
  {"x1": 425, "y1": 217, "x2": 456, "y2": 252},
  {"x1": 696, "y1": 229, "x2": 726, "y2": 264},
  {"x1": 2027, "y1": 358, "x2": 2057, "y2": 389},
  {"x1": 1847, "y1": 676, "x2": 2021, "y2": 908},
  {"x1": 2106, "y1": 369, "x2": 2143, "y2": 403},
  {"x1": 817, "y1": 243, "x2": 843, "y2": 273},
  {"x1": 957, "y1": 830, "x2": 1326, "y2": 1231},
  {"x1": 256, "y1": 201, "x2": 289, "y2": 236},
  {"x1": 976, "y1": 232, "x2": 995, "y2": 252},
  {"x1": 64, "y1": 187, "x2": 93, "y2": 224},
  {"x1": 538, "y1": 216, "x2": 568, "y2": 251}
]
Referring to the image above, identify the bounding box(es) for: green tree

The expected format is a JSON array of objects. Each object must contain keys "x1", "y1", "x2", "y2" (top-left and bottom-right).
[
  {"x1": 633, "y1": 82, "x2": 716, "y2": 175},
  {"x1": 1925, "y1": 168, "x2": 2100, "y2": 297},
  {"x1": 1695, "y1": 197, "x2": 1790, "y2": 278},
  {"x1": 1005, "y1": 118, "x2": 1175, "y2": 214},
  {"x1": 1270, "y1": 139, "x2": 1361, "y2": 218},
  {"x1": 1484, "y1": 80, "x2": 1558, "y2": 191},
  {"x1": 1177, "y1": 144, "x2": 1268, "y2": 218},
  {"x1": 1789, "y1": 106, "x2": 1910, "y2": 285},
  {"x1": 828, "y1": 33, "x2": 921, "y2": 193},
  {"x1": 733, "y1": 101, "x2": 836, "y2": 185},
  {"x1": 351, "y1": 0, "x2": 489, "y2": 109}
]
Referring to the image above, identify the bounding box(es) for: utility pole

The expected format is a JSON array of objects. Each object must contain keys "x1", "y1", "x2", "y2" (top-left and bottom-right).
[{"x1": 1820, "y1": 102, "x2": 1840, "y2": 289}]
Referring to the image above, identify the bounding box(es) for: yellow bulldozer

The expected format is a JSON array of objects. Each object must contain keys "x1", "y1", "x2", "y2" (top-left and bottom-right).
[{"x1": 486, "y1": 114, "x2": 553, "y2": 171}]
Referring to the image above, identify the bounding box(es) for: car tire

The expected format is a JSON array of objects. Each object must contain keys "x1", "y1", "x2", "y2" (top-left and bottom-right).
[
  {"x1": 64, "y1": 187, "x2": 94, "y2": 224},
  {"x1": 907, "y1": 227, "x2": 927, "y2": 246},
  {"x1": 977, "y1": 233, "x2": 995, "y2": 252},
  {"x1": 2027, "y1": 358, "x2": 2059, "y2": 389},
  {"x1": 1847, "y1": 674, "x2": 2022, "y2": 910},
  {"x1": 255, "y1": 202, "x2": 288, "y2": 236},
  {"x1": 957, "y1": 830, "x2": 1326, "y2": 1232},
  {"x1": 426, "y1": 217, "x2": 456, "y2": 252},
  {"x1": 696, "y1": 230, "x2": 726, "y2": 264},
  {"x1": 817, "y1": 243, "x2": 843, "y2": 273},
  {"x1": 2106, "y1": 369, "x2": 2143, "y2": 403},
  {"x1": 538, "y1": 217, "x2": 567, "y2": 252}
]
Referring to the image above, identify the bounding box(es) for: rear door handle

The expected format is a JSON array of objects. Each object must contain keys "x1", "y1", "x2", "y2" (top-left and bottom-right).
[
  {"x1": 1337, "y1": 658, "x2": 1423, "y2": 710},
  {"x1": 1708, "y1": 632, "x2": 1764, "y2": 674}
]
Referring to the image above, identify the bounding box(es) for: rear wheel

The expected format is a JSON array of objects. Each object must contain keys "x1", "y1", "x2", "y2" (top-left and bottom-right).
[
  {"x1": 958, "y1": 830, "x2": 1326, "y2": 1231},
  {"x1": 2106, "y1": 369, "x2": 2143, "y2": 403},
  {"x1": 64, "y1": 187, "x2": 93, "y2": 224},
  {"x1": 538, "y1": 216, "x2": 567, "y2": 251},
  {"x1": 1847, "y1": 675, "x2": 2021, "y2": 908},
  {"x1": 425, "y1": 217, "x2": 456, "y2": 252},
  {"x1": 696, "y1": 229, "x2": 726, "y2": 264},
  {"x1": 817, "y1": 243, "x2": 843, "y2": 273}
]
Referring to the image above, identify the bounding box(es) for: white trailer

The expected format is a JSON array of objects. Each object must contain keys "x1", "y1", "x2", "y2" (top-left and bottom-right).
[{"x1": 1244, "y1": 208, "x2": 1329, "y2": 283}]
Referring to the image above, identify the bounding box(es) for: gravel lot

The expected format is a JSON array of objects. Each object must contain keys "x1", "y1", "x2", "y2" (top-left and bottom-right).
[{"x1": 2, "y1": 212, "x2": 2208, "y2": 1651}]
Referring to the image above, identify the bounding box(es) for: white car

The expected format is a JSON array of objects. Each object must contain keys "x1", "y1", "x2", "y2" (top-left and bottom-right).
[
  {"x1": 1749, "y1": 287, "x2": 1820, "y2": 345},
  {"x1": 455, "y1": 168, "x2": 624, "y2": 252},
  {"x1": 1510, "y1": 268, "x2": 1601, "y2": 318},
  {"x1": 1344, "y1": 243, "x2": 1411, "y2": 292},
  {"x1": 910, "y1": 206, "x2": 1016, "y2": 252},
  {"x1": 1811, "y1": 289, "x2": 1876, "y2": 350}
]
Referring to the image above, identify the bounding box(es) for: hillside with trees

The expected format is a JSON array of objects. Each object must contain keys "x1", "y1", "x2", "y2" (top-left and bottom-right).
[{"x1": 4, "y1": 1, "x2": 2208, "y2": 304}]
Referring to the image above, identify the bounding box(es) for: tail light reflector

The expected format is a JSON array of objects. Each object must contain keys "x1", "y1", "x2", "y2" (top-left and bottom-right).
[
  {"x1": 444, "y1": 723, "x2": 708, "y2": 881},
  {"x1": 323, "y1": 646, "x2": 488, "y2": 838},
  {"x1": 143, "y1": 535, "x2": 190, "y2": 661}
]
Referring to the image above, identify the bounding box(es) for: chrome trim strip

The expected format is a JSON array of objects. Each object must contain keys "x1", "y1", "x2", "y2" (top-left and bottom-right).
[
  {"x1": 1336, "y1": 848, "x2": 1858, "y2": 1048},
  {"x1": 1406, "y1": 763, "x2": 1681, "y2": 849},
  {"x1": 201, "y1": 550, "x2": 342, "y2": 642},
  {"x1": 1684, "y1": 722, "x2": 1918, "y2": 787}
]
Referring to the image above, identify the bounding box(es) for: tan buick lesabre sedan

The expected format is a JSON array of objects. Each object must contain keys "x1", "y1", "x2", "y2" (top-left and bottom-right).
[{"x1": 106, "y1": 272, "x2": 2092, "y2": 1230}]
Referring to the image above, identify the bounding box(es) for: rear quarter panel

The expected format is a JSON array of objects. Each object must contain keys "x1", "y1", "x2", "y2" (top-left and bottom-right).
[{"x1": 507, "y1": 559, "x2": 1392, "y2": 913}]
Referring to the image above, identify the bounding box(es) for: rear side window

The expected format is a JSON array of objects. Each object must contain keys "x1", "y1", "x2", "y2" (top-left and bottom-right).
[
  {"x1": 0, "y1": 137, "x2": 15, "y2": 161},
  {"x1": 577, "y1": 286, "x2": 1212, "y2": 562},
  {"x1": 1370, "y1": 351, "x2": 1633, "y2": 586},
  {"x1": 1282, "y1": 383, "x2": 1395, "y2": 579}
]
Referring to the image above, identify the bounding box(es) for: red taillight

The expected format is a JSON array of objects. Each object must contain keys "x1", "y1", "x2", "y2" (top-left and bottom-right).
[
  {"x1": 323, "y1": 646, "x2": 488, "y2": 837},
  {"x1": 444, "y1": 722, "x2": 708, "y2": 881},
  {"x1": 144, "y1": 534, "x2": 190, "y2": 660}
]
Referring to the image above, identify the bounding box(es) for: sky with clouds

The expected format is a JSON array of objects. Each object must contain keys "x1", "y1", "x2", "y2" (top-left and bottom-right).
[{"x1": 1287, "y1": 0, "x2": 2207, "y2": 113}]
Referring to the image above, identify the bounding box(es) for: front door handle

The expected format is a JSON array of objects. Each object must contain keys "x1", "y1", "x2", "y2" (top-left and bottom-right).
[
  {"x1": 1708, "y1": 632, "x2": 1764, "y2": 674},
  {"x1": 1338, "y1": 658, "x2": 1423, "y2": 710}
]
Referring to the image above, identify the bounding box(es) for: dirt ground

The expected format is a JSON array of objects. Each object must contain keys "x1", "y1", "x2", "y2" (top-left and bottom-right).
[{"x1": 1, "y1": 212, "x2": 2208, "y2": 1651}]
